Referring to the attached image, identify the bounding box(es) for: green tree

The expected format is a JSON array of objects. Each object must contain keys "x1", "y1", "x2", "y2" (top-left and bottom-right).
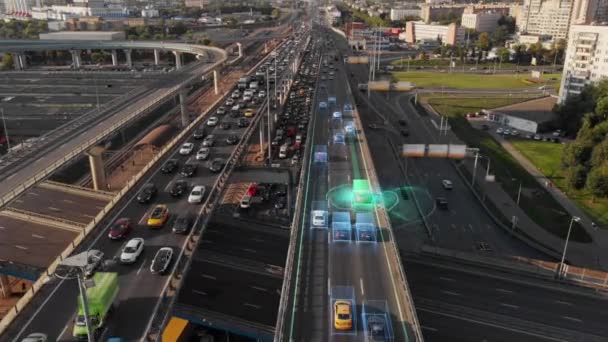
[
  {"x1": 0, "y1": 53, "x2": 13, "y2": 70},
  {"x1": 271, "y1": 8, "x2": 280, "y2": 18},
  {"x1": 566, "y1": 164, "x2": 588, "y2": 190},
  {"x1": 90, "y1": 52, "x2": 105, "y2": 64},
  {"x1": 491, "y1": 26, "x2": 506, "y2": 45},
  {"x1": 586, "y1": 164, "x2": 608, "y2": 198},
  {"x1": 498, "y1": 47, "x2": 510, "y2": 62},
  {"x1": 591, "y1": 139, "x2": 608, "y2": 168},
  {"x1": 562, "y1": 140, "x2": 594, "y2": 168},
  {"x1": 477, "y1": 32, "x2": 491, "y2": 51}
]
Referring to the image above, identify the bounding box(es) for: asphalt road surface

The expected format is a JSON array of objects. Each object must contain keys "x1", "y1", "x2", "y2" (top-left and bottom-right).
[{"x1": 290, "y1": 27, "x2": 413, "y2": 342}]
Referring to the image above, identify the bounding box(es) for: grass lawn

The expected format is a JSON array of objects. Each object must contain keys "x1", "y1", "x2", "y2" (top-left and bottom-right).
[
  {"x1": 425, "y1": 95, "x2": 538, "y2": 117},
  {"x1": 393, "y1": 71, "x2": 561, "y2": 90},
  {"x1": 424, "y1": 95, "x2": 591, "y2": 242},
  {"x1": 511, "y1": 140, "x2": 608, "y2": 228}
]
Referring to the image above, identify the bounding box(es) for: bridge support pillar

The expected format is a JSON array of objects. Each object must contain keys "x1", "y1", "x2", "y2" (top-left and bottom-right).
[
  {"x1": 173, "y1": 51, "x2": 183, "y2": 70},
  {"x1": 236, "y1": 42, "x2": 243, "y2": 58},
  {"x1": 111, "y1": 50, "x2": 118, "y2": 66},
  {"x1": 124, "y1": 49, "x2": 132, "y2": 69},
  {"x1": 12, "y1": 53, "x2": 22, "y2": 71},
  {"x1": 179, "y1": 90, "x2": 188, "y2": 127},
  {"x1": 153, "y1": 49, "x2": 160, "y2": 65},
  {"x1": 213, "y1": 70, "x2": 219, "y2": 95},
  {"x1": 70, "y1": 50, "x2": 82, "y2": 69},
  {"x1": 0, "y1": 274, "x2": 11, "y2": 299},
  {"x1": 86, "y1": 146, "x2": 107, "y2": 191}
]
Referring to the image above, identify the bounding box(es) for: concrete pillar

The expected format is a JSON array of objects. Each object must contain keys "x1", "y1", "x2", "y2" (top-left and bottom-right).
[
  {"x1": 18, "y1": 54, "x2": 26, "y2": 70},
  {"x1": 70, "y1": 50, "x2": 82, "y2": 69},
  {"x1": 236, "y1": 43, "x2": 243, "y2": 58},
  {"x1": 124, "y1": 49, "x2": 132, "y2": 69},
  {"x1": 173, "y1": 51, "x2": 182, "y2": 70},
  {"x1": 0, "y1": 274, "x2": 11, "y2": 299},
  {"x1": 213, "y1": 70, "x2": 219, "y2": 95},
  {"x1": 179, "y1": 91, "x2": 188, "y2": 127},
  {"x1": 86, "y1": 146, "x2": 107, "y2": 191},
  {"x1": 12, "y1": 53, "x2": 22, "y2": 71},
  {"x1": 111, "y1": 50, "x2": 118, "y2": 66},
  {"x1": 153, "y1": 49, "x2": 160, "y2": 65}
]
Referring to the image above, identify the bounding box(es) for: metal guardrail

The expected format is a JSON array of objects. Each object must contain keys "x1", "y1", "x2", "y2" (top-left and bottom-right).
[
  {"x1": 347, "y1": 82, "x2": 424, "y2": 341},
  {"x1": 1, "y1": 207, "x2": 86, "y2": 230}
]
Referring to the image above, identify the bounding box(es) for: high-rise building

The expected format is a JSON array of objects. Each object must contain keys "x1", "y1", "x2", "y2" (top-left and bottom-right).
[
  {"x1": 404, "y1": 21, "x2": 465, "y2": 46},
  {"x1": 559, "y1": 24, "x2": 608, "y2": 103},
  {"x1": 518, "y1": 0, "x2": 608, "y2": 40},
  {"x1": 461, "y1": 11, "x2": 503, "y2": 32}
]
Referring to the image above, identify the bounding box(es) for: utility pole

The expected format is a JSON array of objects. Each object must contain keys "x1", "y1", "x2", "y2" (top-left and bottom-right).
[
  {"x1": 266, "y1": 70, "x2": 272, "y2": 163},
  {"x1": 1, "y1": 108, "x2": 10, "y2": 151}
]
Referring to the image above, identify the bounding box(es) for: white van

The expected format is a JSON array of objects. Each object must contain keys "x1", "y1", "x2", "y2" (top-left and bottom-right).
[
  {"x1": 240, "y1": 194, "x2": 252, "y2": 208},
  {"x1": 279, "y1": 144, "x2": 289, "y2": 159}
]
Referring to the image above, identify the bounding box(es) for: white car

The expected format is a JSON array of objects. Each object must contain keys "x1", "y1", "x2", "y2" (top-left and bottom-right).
[
  {"x1": 202, "y1": 135, "x2": 215, "y2": 147},
  {"x1": 258, "y1": 90, "x2": 266, "y2": 98},
  {"x1": 150, "y1": 247, "x2": 173, "y2": 274},
  {"x1": 21, "y1": 333, "x2": 47, "y2": 342},
  {"x1": 225, "y1": 98, "x2": 234, "y2": 106},
  {"x1": 179, "y1": 143, "x2": 194, "y2": 155},
  {"x1": 345, "y1": 124, "x2": 355, "y2": 135},
  {"x1": 188, "y1": 185, "x2": 206, "y2": 203},
  {"x1": 311, "y1": 210, "x2": 328, "y2": 228},
  {"x1": 207, "y1": 116, "x2": 219, "y2": 127},
  {"x1": 120, "y1": 238, "x2": 144, "y2": 264},
  {"x1": 196, "y1": 147, "x2": 210, "y2": 160},
  {"x1": 243, "y1": 95, "x2": 252, "y2": 102},
  {"x1": 333, "y1": 111, "x2": 342, "y2": 119},
  {"x1": 441, "y1": 179, "x2": 453, "y2": 190},
  {"x1": 496, "y1": 128, "x2": 503, "y2": 134}
]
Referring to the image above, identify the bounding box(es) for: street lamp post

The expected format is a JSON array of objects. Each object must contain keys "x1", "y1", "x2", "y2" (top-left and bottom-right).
[
  {"x1": 516, "y1": 180, "x2": 522, "y2": 206},
  {"x1": 1, "y1": 108, "x2": 11, "y2": 151},
  {"x1": 557, "y1": 216, "x2": 580, "y2": 278}
]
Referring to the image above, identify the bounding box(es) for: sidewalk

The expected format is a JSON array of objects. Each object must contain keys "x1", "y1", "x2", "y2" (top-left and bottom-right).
[{"x1": 418, "y1": 100, "x2": 606, "y2": 270}]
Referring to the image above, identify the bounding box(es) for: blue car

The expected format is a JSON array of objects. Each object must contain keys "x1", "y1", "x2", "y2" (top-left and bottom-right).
[
  {"x1": 333, "y1": 133, "x2": 345, "y2": 144},
  {"x1": 343, "y1": 103, "x2": 353, "y2": 112},
  {"x1": 319, "y1": 101, "x2": 328, "y2": 109}
]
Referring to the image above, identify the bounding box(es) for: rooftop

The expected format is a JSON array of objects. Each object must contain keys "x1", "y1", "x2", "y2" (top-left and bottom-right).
[{"x1": 490, "y1": 96, "x2": 558, "y2": 123}]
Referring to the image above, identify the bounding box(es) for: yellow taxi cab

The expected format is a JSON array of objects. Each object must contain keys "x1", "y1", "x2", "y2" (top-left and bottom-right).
[
  {"x1": 244, "y1": 109, "x2": 254, "y2": 117},
  {"x1": 333, "y1": 300, "x2": 353, "y2": 330},
  {"x1": 147, "y1": 204, "x2": 169, "y2": 227}
]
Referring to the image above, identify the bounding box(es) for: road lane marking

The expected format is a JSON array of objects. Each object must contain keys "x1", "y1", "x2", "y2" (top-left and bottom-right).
[
  {"x1": 14, "y1": 245, "x2": 28, "y2": 250},
  {"x1": 500, "y1": 303, "x2": 519, "y2": 309},
  {"x1": 6, "y1": 174, "x2": 15, "y2": 180},
  {"x1": 554, "y1": 300, "x2": 573, "y2": 306},
  {"x1": 421, "y1": 326, "x2": 438, "y2": 332},
  {"x1": 468, "y1": 224, "x2": 474, "y2": 232},
  {"x1": 251, "y1": 285, "x2": 268, "y2": 292},
  {"x1": 244, "y1": 302, "x2": 261, "y2": 309},
  {"x1": 359, "y1": 277, "x2": 365, "y2": 296},
  {"x1": 439, "y1": 276, "x2": 455, "y2": 282},
  {"x1": 63, "y1": 199, "x2": 74, "y2": 204},
  {"x1": 328, "y1": 277, "x2": 331, "y2": 296},
  {"x1": 58, "y1": 323, "x2": 70, "y2": 340},
  {"x1": 31, "y1": 234, "x2": 45, "y2": 239},
  {"x1": 496, "y1": 288, "x2": 513, "y2": 294},
  {"x1": 201, "y1": 274, "x2": 216, "y2": 280},
  {"x1": 418, "y1": 307, "x2": 569, "y2": 342},
  {"x1": 440, "y1": 290, "x2": 460, "y2": 296},
  {"x1": 192, "y1": 289, "x2": 207, "y2": 296},
  {"x1": 136, "y1": 258, "x2": 147, "y2": 275},
  {"x1": 562, "y1": 316, "x2": 582, "y2": 323}
]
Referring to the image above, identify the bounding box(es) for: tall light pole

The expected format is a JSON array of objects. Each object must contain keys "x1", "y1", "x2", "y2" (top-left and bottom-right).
[
  {"x1": 557, "y1": 216, "x2": 580, "y2": 278},
  {"x1": 266, "y1": 69, "x2": 272, "y2": 164},
  {"x1": 1, "y1": 108, "x2": 11, "y2": 151}
]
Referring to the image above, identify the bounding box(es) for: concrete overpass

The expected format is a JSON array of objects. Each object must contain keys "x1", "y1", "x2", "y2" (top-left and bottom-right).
[{"x1": 0, "y1": 40, "x2": 228, "y2": 211}]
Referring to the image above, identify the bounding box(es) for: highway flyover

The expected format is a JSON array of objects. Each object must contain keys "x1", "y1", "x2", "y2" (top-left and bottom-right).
[{"x1": 0, "y1": 41, "x2": 227, "y2": 215}]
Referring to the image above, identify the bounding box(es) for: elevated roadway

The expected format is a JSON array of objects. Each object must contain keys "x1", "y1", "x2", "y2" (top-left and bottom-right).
[
  {"x1": 0, "y1": 41, "x2": 227, "y2": 214},
  {"x1": 283, "y1": 30, "x2": 422, "y2": 341}
]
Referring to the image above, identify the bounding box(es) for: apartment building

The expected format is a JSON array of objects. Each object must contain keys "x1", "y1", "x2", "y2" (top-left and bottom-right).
[
  {"x1": 404, "y1": 21, "x2": 465, "y2": 46},
  {"x1": 518, "y1": 0, "x2": 608, "y2": 40},
  {"x1": 390, "y1": 7, "x2": 421, "y2": 21},
  {"x1": 559, "y1": 24, "x2": 608, "y2": 102},
  {"x1": 461, "y1": 11, "x2": 503, "y2": 32}
]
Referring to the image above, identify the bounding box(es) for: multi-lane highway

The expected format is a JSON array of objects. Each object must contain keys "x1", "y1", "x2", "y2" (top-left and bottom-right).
[
  {"x1": 289, "y1": 25, "x2": 416, "y2": 341},
  {"x1": 405, "y1": 255, "x2": 608, "y2": 341},
  {"x1": 2, "y1": 30, "x2": 307, "y2": 342}
]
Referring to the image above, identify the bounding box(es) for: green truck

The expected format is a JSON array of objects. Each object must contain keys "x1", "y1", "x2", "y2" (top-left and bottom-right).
[{"x1": 73, "y1": 272, "x2": 119, "y2": 340}]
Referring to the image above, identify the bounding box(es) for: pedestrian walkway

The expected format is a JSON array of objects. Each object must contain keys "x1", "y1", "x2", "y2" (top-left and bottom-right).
[
  {"x1": 0, "y1": 277, "x2": 31, "y2": 320},
  {"x1": 106, "y1": 147, "x2": 157, "y2": 191}
]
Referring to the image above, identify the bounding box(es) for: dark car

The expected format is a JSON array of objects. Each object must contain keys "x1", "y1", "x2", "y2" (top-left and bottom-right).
[
  {"x1": 237, "y1": 118, "x2": 249, "y2": 127},
  {"x1": 220, "y1": 122, "x2": 231, "y2": 130},
  {"x1": 137, "y1": 183, "x2": 157, "y2": 204},
  {"x1": 161, "y1": 159, "x2": 178, "y2": 174},
  {"x1": 272, "y1": 183, "x2": 287, "y2": 197},
  {"x1": 170, "y1": 180, "x2": 188, "y2": 197},
  {"x1": 180, "y1": 163, "x2": 197, "y2": 177},
  {"x1": 193, "y1": 129, "x2": 205, "y2": 139},
  {"x1": 436, "y1": 197, "x2": 449, "y2": 210},
  {"x1": 274, "y1": 197, "x2": 286, "y2": 209},
  {"x1": 108, "y1": 218, "x2": 132, "y2": 240},
  {"x1": 150, "y1": 247, "x2": 173, "y2": 274},
  {"x1": 172, "y1": 216, "x2": 191, "y2": 234},
  {"x1": 400, "y1": 129, "x2": 410, "y2": 137},
  {"x1": 226, "y1": 135, "x2": 239, "y2": 145},
  {"x1": 398, "y1": 119, "x2": 407, "y2": 126},
  {"x1": 209, "y1": 158, "x2": 225, "y2": 173}
]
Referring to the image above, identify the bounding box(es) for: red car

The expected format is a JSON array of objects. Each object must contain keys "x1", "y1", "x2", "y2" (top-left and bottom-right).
[
  {"x1": 247, "y1": 184, "x2": 259, "y2": 196},
  {"x1": 108, "y1": 218, "x2": 132, "y2": 240}
]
